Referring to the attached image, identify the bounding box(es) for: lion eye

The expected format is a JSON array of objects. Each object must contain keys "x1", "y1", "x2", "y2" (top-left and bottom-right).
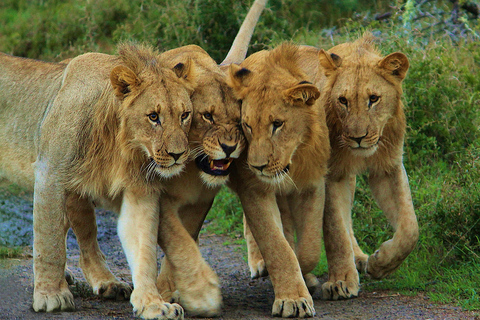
[
  {"x1": 202, "y1": 112, "x2": 214, "y2": 122},
  {"x1": 369, "y1": 95, "x2": 379, "y2": 103},
  {"x1": 181, "y1": 111, "x2": 190, "y2": 121},
  {"x1": 272, "y1": 120, "x2": 284, "y2": 133},
  {"x1": 148, "y1": 112, "x2": 160, "y2": 123},
  {"x1": 338, "y1": 96, "x2": 348, "y2": 106}
]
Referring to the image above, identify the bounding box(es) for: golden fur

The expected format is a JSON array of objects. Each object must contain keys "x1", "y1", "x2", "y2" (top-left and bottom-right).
[
  {"x1": 148, "y1": 45, "x2": 245, "y2": 317},
  {"x1": 226, "y1": 43, "x2": 330, "y2": 318},
  {"x1": 318, "y1": 35, "x2": 418, "y2": 297},
  {"x1": 70, "y1": 0, "x2": 267, "y2": 317},
  {"x1": 243, "y1": 34, "x2": 418, "y2": 302},
  {"x1": 0, "y1": 44, "x2": 198, "y2": 319}
]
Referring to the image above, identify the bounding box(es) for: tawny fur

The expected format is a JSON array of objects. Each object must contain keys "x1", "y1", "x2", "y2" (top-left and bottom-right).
[
  {"x1": 0, "y1": 43, "x2": 197, "y2": 319},
  {"x1": 243, "y1": 34, "x2": 418, "y2": 302},
  {"x1": 70, "y1": 0, "x2": 267, "y2": 316},
  {"x1": 226, "y1": 43, "x2": 330, "y2": 318},
  {"x1": 318, "y1": 34, "x2": 418, "y2": 292}
]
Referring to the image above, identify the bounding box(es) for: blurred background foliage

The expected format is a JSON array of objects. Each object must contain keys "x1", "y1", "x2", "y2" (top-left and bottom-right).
[{"x1": 0, "y1": 0, "x2": 479, "y2": 310}]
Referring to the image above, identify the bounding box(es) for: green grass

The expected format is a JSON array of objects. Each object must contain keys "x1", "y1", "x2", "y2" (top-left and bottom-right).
[{"x1": 0, "y1": 247, "x2": 23, "y2": 258}]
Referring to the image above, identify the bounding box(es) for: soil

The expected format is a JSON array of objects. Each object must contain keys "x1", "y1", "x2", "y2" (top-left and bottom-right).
[{"x1": 0, "y1": 186, "x2": 478, "y2": 320}]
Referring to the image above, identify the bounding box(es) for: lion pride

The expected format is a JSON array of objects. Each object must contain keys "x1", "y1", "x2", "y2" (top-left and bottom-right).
[
  {"x1": 244, "y1": 34, "x2": 419, "y2": 301},
  {"x1": 61, "y1": 0, "x2": 266, "y2": 317},
  {"x1": 0, "y1": 43, "x2": 197, "y2": 319}
]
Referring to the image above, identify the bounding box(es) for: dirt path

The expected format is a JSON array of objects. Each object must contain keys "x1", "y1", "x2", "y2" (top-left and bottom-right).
[{"x1": 0, "y1": 189, "x2": 478, "y2": 319}]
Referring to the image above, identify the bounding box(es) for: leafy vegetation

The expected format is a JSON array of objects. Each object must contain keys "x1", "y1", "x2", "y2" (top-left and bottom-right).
[{"x1": 0, "y1": 0, "x2": 479, "y2": 311}]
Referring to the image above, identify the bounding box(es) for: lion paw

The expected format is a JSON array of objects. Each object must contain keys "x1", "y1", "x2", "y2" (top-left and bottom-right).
[
  {"x1": 176, "y1": 268, "x2": 222, "y2": 317},
  {"x1": 135, "y1": 302, "x2": 184, "y2": 320},
  {"x1": 249, "y1": 258, "x2": 268, "y2": 279},
  {"x1": 365, "y1": 250, "x2": 400, "y2": 279},
  {"x1": 304, "y1": 273, "x2": 319, "y2": 294},
  {"x1": 33, "y1": 288, "x2": 75, "y2": 312},
  {"x1": 321, "y1": 280, "x2": 359, "y2": 301},
  {"x1": 355, "y1": 254, "x2": 369, "y2": 274},
  {"x1": 272, "y1": 297, "x2": 315, "y2": 318},
  {"x1": 94, "y1": 280, "x2": 132, "y2": 300}
]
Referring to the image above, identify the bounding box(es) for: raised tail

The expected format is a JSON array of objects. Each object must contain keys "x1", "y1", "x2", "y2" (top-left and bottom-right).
[{"x1": 220, "y1": 0, "x2": 268, "y2": 65}]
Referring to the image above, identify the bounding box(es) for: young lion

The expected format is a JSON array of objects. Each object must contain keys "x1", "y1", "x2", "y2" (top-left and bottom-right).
[
  {"x1": 226, "y1": 43, "x2": 330, "y2": 318},
  {"x1": 318, "y1": 34, "x2": 419, "y2": 296},
  {"x1": 0, "y1": 44, "x2": 197, "y2": 319},
  {"x1": 152, "y1": 45, "x2": 244, "y2": 317}
]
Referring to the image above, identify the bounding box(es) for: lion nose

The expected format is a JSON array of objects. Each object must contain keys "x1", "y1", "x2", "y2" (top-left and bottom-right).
[
  {"x1": 251, "y1": 164, "x2": 267, "y2": 172},
  {"x1": 221, "y1": 143, "x2": 237, "y2": 158},
  {"x1": 349, "y1": 134, "x2": 367, "y2": 145},
  {"x1": 168, "y1": 151, "x2": 185, "y2": 162}
]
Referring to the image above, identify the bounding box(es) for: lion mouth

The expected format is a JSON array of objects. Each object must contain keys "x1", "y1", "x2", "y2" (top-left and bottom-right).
[{"x1": 195, "y1": 155, "x2": 233, "y2": 176}]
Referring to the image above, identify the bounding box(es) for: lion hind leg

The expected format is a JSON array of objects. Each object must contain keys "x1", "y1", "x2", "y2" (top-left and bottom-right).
[
  {"x1": 67, "y1": 192, "x2": 131, "y2": 300},
  {"x1": 32, "y1": 164, "x2": 75, "y2": 312},
  {"x1": 244, "y1": 214, "x2": 269, "y2": 279}
]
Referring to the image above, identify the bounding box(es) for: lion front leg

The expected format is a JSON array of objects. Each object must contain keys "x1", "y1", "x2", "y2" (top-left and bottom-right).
[
  {"x1": 32, "y1": 162, "x2": 75, "y2": 312},
  {"x1": 287, "y1": 183, "x2": 325, "y2": 294},
  {"x1": 322, "y1": 176, "x2": 360, "y2": 301},
  {"x1": 118, "y1": 189, "x2": 184, "y2": 320},
  {"x1": 244, "y1": 194, "x2": 290, "y2": 280},
  {"x1": 240, "y1": 190, "x2": 315, "y2": 318},
  {"x1": 66, "y1": 192, "x2": 132, "y2": 300},
  {"x1": 157, "y1": 200, "x2": 221, "y2": 317},
  {"x1": 366, "y1": 164, "x2": 419, "y2": 279}
]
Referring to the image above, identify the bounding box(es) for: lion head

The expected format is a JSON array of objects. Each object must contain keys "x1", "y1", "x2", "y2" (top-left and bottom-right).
[
  {"x1": 161, "y1": 45, "x2": 245, "y2": 187},
  {"x1": 189, "y1": 74, "x2": 244, "y2": 187},
  {"x1": 109, "y1": 44, "x2": 198, "y2": 180},
  {"x1": 318, "y1": 35, "x2": 409, "y2": 159},
  {"x1": 227, "y1": 43, "x2": 328, "y2": 187}
]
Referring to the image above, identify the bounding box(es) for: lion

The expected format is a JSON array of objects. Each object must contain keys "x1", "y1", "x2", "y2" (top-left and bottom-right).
[
  {"x1": 225, "y1": 43, "x2": 331, "y2": 318},
  {"x1": 243, "y1": 34, "x2": 419, "y2": 301},
  {"x1": 153, "y1": 44, "x2": 245, "y2": 317},
  {"x1": 0, "y1": 43, "x2": 198, "y2": 319},
  {"x1": 319, "y1": 34, "x2": 419, "y2": 292}
]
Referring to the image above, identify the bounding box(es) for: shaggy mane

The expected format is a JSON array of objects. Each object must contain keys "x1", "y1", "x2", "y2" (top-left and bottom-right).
[{"x1": 66, "y1": 43, "x2": 170, "y2": 198}]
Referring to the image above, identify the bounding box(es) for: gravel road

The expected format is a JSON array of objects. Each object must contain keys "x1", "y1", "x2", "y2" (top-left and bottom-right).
[{"x1": 0, "y1": 185, "x2": 477, "y2": 319}]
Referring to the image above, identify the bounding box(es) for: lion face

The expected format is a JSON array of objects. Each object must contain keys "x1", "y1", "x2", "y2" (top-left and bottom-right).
[
  {"x1": 111, "y1": 60, "x2": 197, "y2": 179},
  {"x1": 319, "y1": 49, "x2": 409, "y2": 158},
  {"x1": 227, "y1": 47, "x2": 321, "y2": 186},
  {"x1": 189, "y1": 80, "x2": 245, "y2": 187}
]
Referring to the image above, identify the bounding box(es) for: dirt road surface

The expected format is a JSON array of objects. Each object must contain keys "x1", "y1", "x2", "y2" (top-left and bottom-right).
[{"x1": 0, "y1": 188, "x2": 478, "y2": 320}]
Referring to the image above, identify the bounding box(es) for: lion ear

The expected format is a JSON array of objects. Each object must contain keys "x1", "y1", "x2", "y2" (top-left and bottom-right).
[
  {"x1": 226, "y1": 63, "x2": 252, "y2": 92},
  {"x1": 283, "y1": 83, "x2": 320, "y2": 107},
  {"x1": 173, "y1": 58, "x2": 198, "y2": 92},
  {"x1": 318, "y1": 49, "x2": 342, "y2": 76},
  {"x1": 378, "y1": 52, "x2": 409, "y2": 80},
  {"x1": 110, "y1": 65, "x2": 141, "y2": 98}
]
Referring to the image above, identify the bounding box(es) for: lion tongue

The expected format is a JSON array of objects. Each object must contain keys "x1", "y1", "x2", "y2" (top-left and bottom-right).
[{"x1": 209, "y1": 159, "x2": 232, "y2": 171}]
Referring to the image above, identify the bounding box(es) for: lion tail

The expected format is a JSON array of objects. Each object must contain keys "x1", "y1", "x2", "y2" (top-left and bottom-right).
[{"x1": 220, "y1": 0, "x2": 268, "y2": 66}]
